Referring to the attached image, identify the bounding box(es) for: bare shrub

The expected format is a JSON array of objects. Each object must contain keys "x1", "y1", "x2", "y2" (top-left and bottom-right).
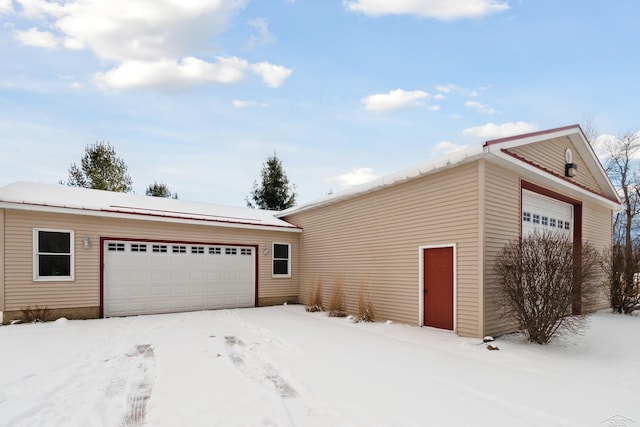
[
  {"x1": 328, "y1": 276, "x2": 347, "y2": 317},
  {"x1": 21, "y1": 305, "x2": 51, "y2": 323},
  {"x1": 357, "y1": 285, "x2": 376, "y2": 322},
  {"x1": 495, "y1": 231, "x2": 601, "y2": 344},
  {"x1": 602, "y1": 245, "x2": 640, "y2": 314},
  {"x1": 305, "y1": 277, "x2": 324, "y2": 312}
]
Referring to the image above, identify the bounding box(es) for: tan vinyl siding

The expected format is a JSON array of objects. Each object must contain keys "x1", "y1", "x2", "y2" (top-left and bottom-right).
[
  {"x1": 0, "y1": 209, "x2": 5, "y2": 311},
  {"x1": 482, "y1": 163, "x2": 615, "y2": 336},
  {"x1": 507, "y1": 136, "x2": 602, "y2": 194},
  {"x1": 582, "y1": 200, "x2": 613, "y2": 311},
  {"x1": 483, "y1": 163, "x2": 521, "y2": 336},
  {"x1": 284, "y1": 162, "x2": 482, "y2": 337},
  {"x1": 3, "y1": 209, "x2": 299, "y2": 312}
]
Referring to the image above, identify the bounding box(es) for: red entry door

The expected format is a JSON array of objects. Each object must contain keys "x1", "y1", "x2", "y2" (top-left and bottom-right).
[{"x1": 423, "y1": 247, "x2": 454, "y2": 330}]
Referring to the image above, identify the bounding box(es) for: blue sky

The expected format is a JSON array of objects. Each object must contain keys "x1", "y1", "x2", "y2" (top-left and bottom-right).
[{"x1": 0, "y1": 0, "x2": 638, "y2": 206}]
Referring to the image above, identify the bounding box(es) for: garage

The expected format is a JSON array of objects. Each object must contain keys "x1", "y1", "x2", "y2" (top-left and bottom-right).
[
  {"x1": 522, "y1": 189, "x2": 573, "y2": 237},
  {"x1": 103, "y1": 240, "x2": 256, "y2": 317}
]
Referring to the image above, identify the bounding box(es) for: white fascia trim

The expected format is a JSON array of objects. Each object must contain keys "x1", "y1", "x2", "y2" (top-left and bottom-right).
[
  {"x1": 0, "y1": 203, "x2": 302, "y2": 233},
  {"x1": 485, "y1": 128, "x2": 620, "y2": 204},
  {"x1": 487, "y1": 126, "x2": 581, "y2": 150},
  {"x1": 566, "y1": 132, "x2": 620, "y2": 200},
  {"x1": 490, "y1": 150, "x2": 622, "y2": 211}
]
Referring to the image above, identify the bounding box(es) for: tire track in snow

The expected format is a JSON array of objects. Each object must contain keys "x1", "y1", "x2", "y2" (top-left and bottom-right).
[
  {"x1": 225, "y1": 335, "x2": 298, "y2": 399},
  {"x1": 222, "y1": 310, "x2": 355, "y2": 426},
  {"x1": 122, "y1": 344, "x2": 156, "y2": 427},
  {"x1": 0, "y1": 319, "x2": 156, "y2": 427}
]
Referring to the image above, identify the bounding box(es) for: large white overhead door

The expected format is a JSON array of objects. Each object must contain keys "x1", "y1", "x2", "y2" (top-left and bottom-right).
[
  {"x1": 103, "y1": 240, "x2": 255, "y2": 317},
  {"x1": 522, "y1": 190, "x2": 573, "y2": 238}
]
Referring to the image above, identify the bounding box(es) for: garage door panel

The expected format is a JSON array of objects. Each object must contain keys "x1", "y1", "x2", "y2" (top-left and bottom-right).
[
  {"x1": 522, "y1": 190, "x2": 573, "y2": 238},
  {"x1": 171, "y1": 283, "x2": 189, "y2": 296},
  {"x1": 151, "y1": 284, "x2": 171, "y2": 297},
  {"x1": 189, "y1": 271, "x2": 207, "y2": 282},
  {"x1": 128, "y1": 271, "x2": 151, "y2": 283},
  {"x1": 104, "y1": 240, "x2": 256, "y2": 317},
  {"x1": 189, "y1": 258, "x2": 207, "y2": 269},
  {"x1": 189, "y1": 284, "x2": 206, "y2": 294},
  {"x1": 172, "y1": 271, "x2": 189, "y2": 282},
  {"x1": 169, "y1": 299, "x2": 190, "y2": 311},
  {"x1": 238, "y1": 294, "x2": 254, "y2": 305},
  {"x1": 151, "y1": 271, "x2": 172, "y2": 283}
]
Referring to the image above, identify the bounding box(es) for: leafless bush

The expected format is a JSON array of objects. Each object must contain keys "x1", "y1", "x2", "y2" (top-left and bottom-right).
[
  {"x1": 602, "y1": 245, "x2": 640, "y2": 314},
  {"x1": 21, "y1": 305, "x2": 51, "y2": 323},
  {"x1": 328, "y1": 276, "x2": 347, "y2": 317},
  {"x1": 603, "y1": 129, "x2": 640, "y2": 314},
  {"x1": 495, "y1": 231, "x2": 601, "y2": 344},
  {"x1": 357, "y1": 284, "x2": 376, "y2": 322},
  {"x1": 305, "y1": 277, "x2": 324, "y2": 312}
]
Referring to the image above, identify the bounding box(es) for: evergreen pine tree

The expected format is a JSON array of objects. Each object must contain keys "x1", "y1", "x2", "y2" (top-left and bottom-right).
[
  {"x1": 64, "y1": 141, "x2": 132, "y2": 192},
  {"x1": 247, "y1": 153, "x2": 297, "y2": 210},
  {"x1": 146, "y1": 181, "x2": 178, "y2": 199}
]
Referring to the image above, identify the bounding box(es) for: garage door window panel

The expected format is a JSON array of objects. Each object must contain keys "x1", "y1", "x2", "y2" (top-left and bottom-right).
[
  {"x1": 273, "y1": 243, "x2": 291, "y2": 277},
  {"x1": 34, "y1": 229, "x2": 74, "y2": 281},
  {"x1": 522, "y1": 190, "x2": 573, "y2": 239}
]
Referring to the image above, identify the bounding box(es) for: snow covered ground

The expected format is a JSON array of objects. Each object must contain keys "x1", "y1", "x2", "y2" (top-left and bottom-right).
[{"x1": 0, "y1": 305, "x2": 638, "y2": 427}]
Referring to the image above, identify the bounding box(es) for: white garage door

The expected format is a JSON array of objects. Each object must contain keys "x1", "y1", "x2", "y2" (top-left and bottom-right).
[
  {"x1": 104, "y1": 240, "x2": 256, "y2": 317},
  {"x1": 522, "y1": 190, "x2": 573, "y2": 237}
]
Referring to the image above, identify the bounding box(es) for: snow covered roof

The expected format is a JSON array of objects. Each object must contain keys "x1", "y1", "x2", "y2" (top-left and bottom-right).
[
  {"x1": 0, "y1": 182, "x2": 300, "y2": 232},
  {"x1": 278, "y1": 125, "x2": 621, "y2": 218},
  {"x1": 278, "y1": 145, "x2": 487, "y2": 217}
]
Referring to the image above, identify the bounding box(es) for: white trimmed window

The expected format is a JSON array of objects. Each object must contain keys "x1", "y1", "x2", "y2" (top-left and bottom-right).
[
  {"x1": 34, "y1": 229, "x2": 74, "y2": 281},
  {"x1": 272, "y1": 243, "x2": 291, "y2": 277}
]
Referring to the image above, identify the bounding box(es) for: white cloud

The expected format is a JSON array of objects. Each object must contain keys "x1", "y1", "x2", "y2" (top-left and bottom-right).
[
  {"x1": 250, "y1": 62, "x2": 292, "y2": 88},
  {"x1": 8, "y1": 0, "x2": 292, "y2": 90},
  {"x1": 63, "y1": 37, "x2": 84, "y2": 50},
  {"x1": 591, "y1": 132, "x2": 640, "y2": 162},
  {"x1": 232, "y1": 100, "x2": 269, "y2": 108},
  {"x1": 434, "y1": 93, "x2": 446, "y2": 100},
  {"x1": 0, "y1": 0, "x2": 12, "y2": 14},
  {"x1": 436, "y1": 83, "x2": 478, "y2": 98},
  {"x1": 465, "y1": 100, "x2": 497, "y2": 114},
  {"x1": 462, "y1": 121, "x2": 538, "y2": 140},
  {"x1": 13, "y1": 27, "x2": 59, "y2": 48},
  {"x1": 52, "y1": 0, "x2": 244, "y2": 62},
  {"x1": 93, "y1": 56, "x2": 249, "y2": 90},
  {"x1": 436, "y1": 84, "x2": 457, "y2": 93},
  {"x1": 325, "y1": 167, "x2": 378, "y2": 187},
  {"x1": 345, "y1": 0, "x2": 509, "y2": 20},
  {"x1": 69, "y1": 81, "x2": 84, "y2": 89},
  {"x1": 590, "y1": 134, "x2": 616, "y2": 162},
  {"x1": 363, "y1": 89, "x2": 429, "y2": 112},
  {"x1": 16, "y1": 0, "x2": 66, "y2": 18},
  {"x1": 247, "y1": 18, "x2": 276, "y2": 49},
  {"x1": 432, "y1": 141, "x2": 469, "y2": 156}
]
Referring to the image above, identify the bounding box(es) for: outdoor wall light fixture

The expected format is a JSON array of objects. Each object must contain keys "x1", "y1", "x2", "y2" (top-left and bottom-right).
[
  {"x1": 564, "y1": 148, "x2": 577, "y2": 178},
  {"x1": 263, "y1": 246, "x2": 270, "y2": 255},
  {"x1": 83, "y1": 236, "x2": 91, "y2": 249}
]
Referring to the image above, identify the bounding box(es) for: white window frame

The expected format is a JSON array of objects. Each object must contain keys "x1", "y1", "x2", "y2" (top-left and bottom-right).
[
  {"x1": 33, "y1": 228, "x2": 75, "y2": 281},
  {"x1": 272, "y1": 242, "x2": 291, "y2": 278}
]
